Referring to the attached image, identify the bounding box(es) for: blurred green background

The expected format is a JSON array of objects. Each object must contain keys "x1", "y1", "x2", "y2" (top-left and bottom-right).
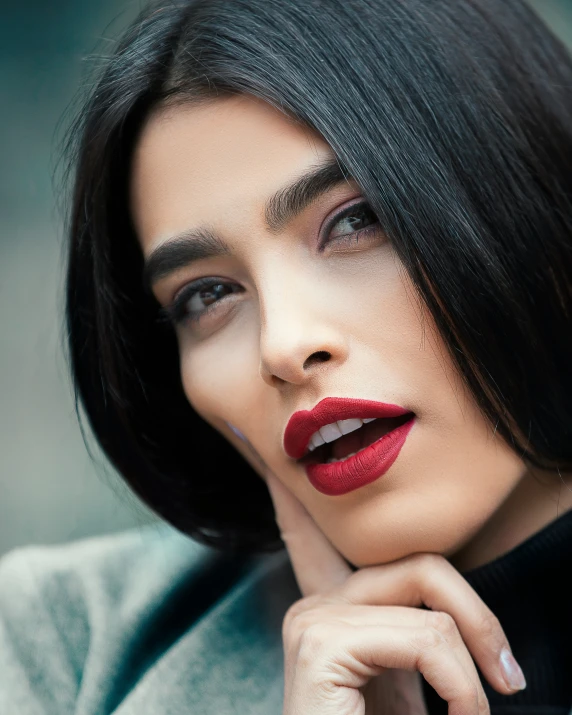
[{"x1": 1, "y1": 0, "x2": 571, "y2": 556}]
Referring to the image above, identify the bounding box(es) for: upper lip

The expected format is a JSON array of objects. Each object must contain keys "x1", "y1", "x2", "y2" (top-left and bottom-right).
[{"x1": 283, "y1": 396, "x2": 411, "y2": 460}]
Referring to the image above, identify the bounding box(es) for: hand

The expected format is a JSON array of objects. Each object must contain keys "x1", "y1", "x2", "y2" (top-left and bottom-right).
[{"x1": 265, "y1": 472, "x2": 526, "y2": 715}]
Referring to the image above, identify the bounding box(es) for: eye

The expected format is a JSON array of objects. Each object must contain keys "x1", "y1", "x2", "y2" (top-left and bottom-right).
[
  {"x1": 160, "y1": 277, "x2": 243, "y2": 326},
  {"x1": 320, "y1": 200, "x2": 383, "y2": 251}
]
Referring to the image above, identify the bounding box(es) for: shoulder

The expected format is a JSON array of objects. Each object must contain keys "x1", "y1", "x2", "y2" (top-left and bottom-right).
[
  {"x1": 0, "y1": 523, "x2": 209, "y2": 597},
  {"x1": 0, "y1": 524, "x2": 212, "y2": 646},
  {"x1": 0, "y1": 526, "x2": 213, "y2": 714}
]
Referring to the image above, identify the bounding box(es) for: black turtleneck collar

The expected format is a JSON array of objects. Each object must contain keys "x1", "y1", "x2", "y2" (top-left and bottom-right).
[{"x1": 421, "y1": 509, "x2": 572, "y2": 714}]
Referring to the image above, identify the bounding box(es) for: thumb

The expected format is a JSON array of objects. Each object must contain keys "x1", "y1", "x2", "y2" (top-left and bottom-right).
[
  {"x1": 265, "y1": 472, "x2": 352, "y2": 595},
  {"x1": 265, "y1": 471, "x2": 303, "y2": 533}
]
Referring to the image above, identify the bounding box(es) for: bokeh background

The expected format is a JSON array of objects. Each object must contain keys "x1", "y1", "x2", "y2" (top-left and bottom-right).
[{"x1": 1, "y1": 0, "x2": 571, "y2": 557}]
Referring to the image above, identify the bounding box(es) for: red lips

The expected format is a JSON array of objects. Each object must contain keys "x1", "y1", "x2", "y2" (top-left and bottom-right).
[{"x1": 283, "y1": 397, "x2": 410, "y2": 460}]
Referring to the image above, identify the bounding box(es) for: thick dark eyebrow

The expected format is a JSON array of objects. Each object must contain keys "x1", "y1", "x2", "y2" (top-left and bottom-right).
[
  {"x1": 264, "y1": 157, "x2": 351, "y2": 233},
  {"x1": 143, "y1": 156, "x2": 352, "y2": 291},
  {"x1": 143, "y1": 228, "x2": 228, "y2": 291}
]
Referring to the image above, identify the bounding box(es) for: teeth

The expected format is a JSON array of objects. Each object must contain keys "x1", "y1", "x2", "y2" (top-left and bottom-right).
[
  {"x1": 307, "y1": 431, "x2": 326, "y2": 452},
  {"x1": 306, "y1": 417, "x2": 379, "y2": 453},
  {"x1": 319, "y1": 422, "x2": 344, "y2": 444},
  {"x1": 337, "y1": 418, "x2": 364, "y2": 435}
]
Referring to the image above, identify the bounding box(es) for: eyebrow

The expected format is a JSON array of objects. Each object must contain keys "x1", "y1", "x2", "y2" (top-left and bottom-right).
[{"x1": 142, "y1": 157, "x2": 352, "y2": 290}]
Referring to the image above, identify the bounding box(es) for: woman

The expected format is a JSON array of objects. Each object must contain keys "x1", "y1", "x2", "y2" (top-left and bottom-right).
[{"x1": 1, "y1": 0, "x2": 571, "y2": 712}]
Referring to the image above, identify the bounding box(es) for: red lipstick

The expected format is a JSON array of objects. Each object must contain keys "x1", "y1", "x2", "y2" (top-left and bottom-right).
[{"x1": 284, "y1": 397, "x2": 415, "y2": 496}]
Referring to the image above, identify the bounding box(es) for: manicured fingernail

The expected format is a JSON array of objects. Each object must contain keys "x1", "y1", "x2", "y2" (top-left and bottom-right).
[
  {"x1": 225, "y1": 421, "x2": 270, "y2": 474},
  {"x1": 500, "y1": 648, "x2": 526, "y2": 691}
]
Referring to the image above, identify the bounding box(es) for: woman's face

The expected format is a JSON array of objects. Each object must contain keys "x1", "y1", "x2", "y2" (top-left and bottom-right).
[{"x1": 130, "y1": 94, "x2": 528, "y2": 568}]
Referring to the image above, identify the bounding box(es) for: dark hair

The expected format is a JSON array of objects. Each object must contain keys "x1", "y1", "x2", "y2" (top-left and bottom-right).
[{"x1": 66, "y1": 0, "x2": 572, "y2": 554}]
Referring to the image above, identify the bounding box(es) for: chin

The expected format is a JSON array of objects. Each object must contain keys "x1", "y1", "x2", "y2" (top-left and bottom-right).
[{"x1": 324, "y1": 509, "x2": 485, "y2": 571}]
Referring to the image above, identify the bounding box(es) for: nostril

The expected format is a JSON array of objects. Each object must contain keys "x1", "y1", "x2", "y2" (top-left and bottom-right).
[{"x1": 303, "y1": 351, "x2": 331, "y2": 369}]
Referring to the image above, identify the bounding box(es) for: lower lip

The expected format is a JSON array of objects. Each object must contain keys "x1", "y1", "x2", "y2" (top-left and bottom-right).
[{"x1": 304, "y1": 417, "x2": 415, "y2": 496}]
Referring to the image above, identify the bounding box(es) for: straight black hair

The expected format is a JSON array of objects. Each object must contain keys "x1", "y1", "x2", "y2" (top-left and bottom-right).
[{"x1": 66, "y1": 0, "x2": 572, "y2": 553}]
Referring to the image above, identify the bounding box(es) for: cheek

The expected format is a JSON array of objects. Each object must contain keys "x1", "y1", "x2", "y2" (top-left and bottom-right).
[
  {"x1": 177, "y1": 321, "x2": 272, "y2": 448},
  {"x1": 179, "y1": 335, "x2": 278, "y2": 479},
  {"x1": 178, "y1": 332, "x2": 252, "y2": 421},
  {"x1": 288, "y1": 266, "x2": 527, "y2": 567},
  {"x1": 298, "y1": 347, "x2": 527, "y2": 568},
  {"x1": 314, "y1": 434, "x2": 526, "y2": 568}
]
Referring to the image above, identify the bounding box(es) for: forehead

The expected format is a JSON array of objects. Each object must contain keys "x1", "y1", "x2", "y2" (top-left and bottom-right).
[{"x1": 129, "y1": 94, "x2": 332, "y2": 252}]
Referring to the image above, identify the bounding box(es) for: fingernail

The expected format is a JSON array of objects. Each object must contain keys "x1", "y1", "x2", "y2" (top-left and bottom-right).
[
  {"x1": 226, "y1": 421, "x2": 270, "y2": 474},
  {"x1": 226, "y1": 421, "x2": 247, "y2": 442},
  {"x1": 500, "y1": 648, "x2": 526, "y2": 691}
]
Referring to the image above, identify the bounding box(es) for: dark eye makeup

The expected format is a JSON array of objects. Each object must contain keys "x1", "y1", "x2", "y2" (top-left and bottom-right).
[
  {"x1": 158, "y1": 199, "x2": 383, "y2": 328},
  {"x1": 317, "y1": 200, "x2": 381, "y2": 251}
]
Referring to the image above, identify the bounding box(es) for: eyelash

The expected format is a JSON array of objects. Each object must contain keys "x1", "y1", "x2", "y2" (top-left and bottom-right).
[{"x1": 159, "y1": 200, "x2": 382, "y2": 327}]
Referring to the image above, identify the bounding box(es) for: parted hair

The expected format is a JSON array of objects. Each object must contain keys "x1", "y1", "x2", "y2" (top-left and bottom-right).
[{"x1": 65, "y1": 0, "x2": 572, "y2": 553}]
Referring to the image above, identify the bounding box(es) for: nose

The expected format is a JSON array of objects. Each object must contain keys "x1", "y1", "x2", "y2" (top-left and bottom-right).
[{"x1": 258, "y1": 277, "x2": 349, "y2": 388}]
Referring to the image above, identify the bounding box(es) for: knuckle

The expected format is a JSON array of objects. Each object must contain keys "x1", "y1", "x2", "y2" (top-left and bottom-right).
[
  {"x1": 282, "y1": 595, "x2": 327, "y2": 645},
  {"x1": 282, "y1": 604, "x2": 302, "y2": 638},
  {"x1": 297, "y1": 622, "x2": 332, "y2": 660},
  {"x1": 414, "y1": 552, "x2": 446, "y2": 578},
  {"x1": 405, "y1": 552, "x2": 447, "y2": 592},
  {"x1": 413, "y1": 626, "x2": 447, "y2": 651},
  {"x1": 457, "y1": 681, "x2": 481, "y2": 705},
  {"x1": 426, "y1": 610, "x2": 459, "y2": 640},
  {"x1": 477, "y1": 610, "x2": 503, "y2": 644},
  {"x1": 283, "y1": 594, "x2": 321, "y2": 622}
]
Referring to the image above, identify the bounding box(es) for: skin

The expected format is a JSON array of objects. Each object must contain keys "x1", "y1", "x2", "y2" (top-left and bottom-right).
[{"x1": 130, "y1": 93, "x2": 572, "y2": 574}]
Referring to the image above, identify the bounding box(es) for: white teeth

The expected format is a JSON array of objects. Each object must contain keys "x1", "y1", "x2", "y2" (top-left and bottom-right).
[
  {"x1": 319, "y1": 422, "x2": 344, "y2": 444},
  {"x1": 336, "y1": 418, "x2": 363, "y2": 435},
  {"x1": 306, "y1": 417, "x2": 376, "y2": 453},
  {"x1": 305, "y1": 417, "x2": 379, "y2": 454},
  {"x1": 307, "y1": 431, "x2": 326, "y2": 452}
]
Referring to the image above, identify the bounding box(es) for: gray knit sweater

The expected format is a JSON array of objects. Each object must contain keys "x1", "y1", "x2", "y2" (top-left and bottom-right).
[{"x1": 0, "y1": 525, "x2": 300, "y2": 714}]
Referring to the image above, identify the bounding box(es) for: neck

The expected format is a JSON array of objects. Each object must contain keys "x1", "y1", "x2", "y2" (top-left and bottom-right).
[{"x1": 449, "y1": 466, "x2": 572, "y2": 572}]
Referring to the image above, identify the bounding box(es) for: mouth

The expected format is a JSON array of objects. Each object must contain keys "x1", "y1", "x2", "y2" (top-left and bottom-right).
[
  {"x1": 302, "y1": 413, "x2": 415, "y2": 496},
  {"x1": 283, "y1": 397, "x2": 416, "y2": 496},
  {"x1": 299, "y1": 412, "x2": 413, "y2": 466}
]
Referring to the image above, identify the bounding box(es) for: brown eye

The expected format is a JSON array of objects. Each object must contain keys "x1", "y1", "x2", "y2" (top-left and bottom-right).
[
  {"x1": 321, "y1": 201, "x2": 383, "y2": 251},
  {"x1": 188, "y1": 283, "x2": 233, "y2": 311},
  {"x1": 329, "y1": 203, "x2": 379, "y2": 239},
  {"x1": 164, "y1": 278, "x2": 243, "y2": 325}
]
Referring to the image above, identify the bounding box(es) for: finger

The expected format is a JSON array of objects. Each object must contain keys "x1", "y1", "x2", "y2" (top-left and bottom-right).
[
  {"x1": 332, "y1": 552, "x2": 526, "y2": 695},
  {"x1": 287, "y1": 603, "x2": 483, "y2": 700},
  {"x1": 291, "y1": 623, "x2": 488, "y2": 715},
  {"x1": 265, "y1": 472, "x2": 352, "y2": 595}
]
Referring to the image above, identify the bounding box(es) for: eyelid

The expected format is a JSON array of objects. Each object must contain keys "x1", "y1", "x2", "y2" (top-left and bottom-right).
[
  {"x1": 159, "y1": 276, "x2": 242, "y2": 326},
  {"x1": 172, "y1": 276, "x2": 216, "y2": 309},
  {"x1": 317, "y1": 196, "x2": 373, "y2": 251}
]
